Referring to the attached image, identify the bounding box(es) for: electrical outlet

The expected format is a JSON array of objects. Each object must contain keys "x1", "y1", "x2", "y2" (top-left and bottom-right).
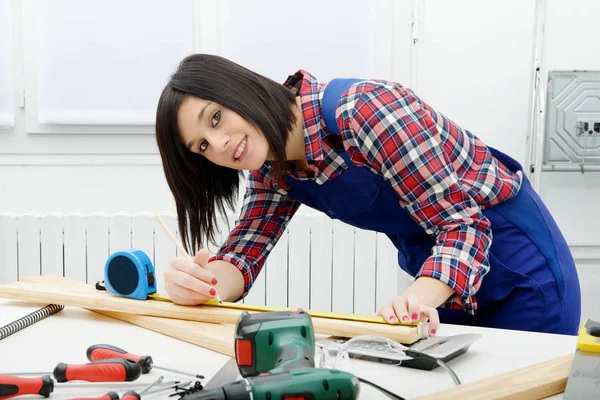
[{"x1": 577, "y1": 120, "x2": 600, "y2": 136}]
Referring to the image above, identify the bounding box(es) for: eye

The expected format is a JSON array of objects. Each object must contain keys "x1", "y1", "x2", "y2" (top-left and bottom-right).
[
  {"x1": 211, "y1": 111, "x2": 221, "y2": 127},
  {"x1": 198, "y1": 140, "x2": 209, "y2": 152}
]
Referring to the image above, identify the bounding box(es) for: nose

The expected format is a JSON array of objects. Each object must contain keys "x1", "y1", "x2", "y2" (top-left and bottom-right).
[{"x1": 207, "y1": 131, "x2": 229, "y2": 153}]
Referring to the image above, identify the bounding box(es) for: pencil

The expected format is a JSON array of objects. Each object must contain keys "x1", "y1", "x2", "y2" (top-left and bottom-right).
[{"x1": 154, "y1": 215, "x2": 223, "y2": 304}]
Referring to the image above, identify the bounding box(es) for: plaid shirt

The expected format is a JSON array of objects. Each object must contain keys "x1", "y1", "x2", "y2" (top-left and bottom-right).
[{"x1": 210, "y1": 70, "x2": 523, "y2": 315}]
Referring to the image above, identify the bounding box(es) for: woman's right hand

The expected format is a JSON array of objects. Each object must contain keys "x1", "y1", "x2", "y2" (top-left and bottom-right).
[{"x1": 164, "y1": 248, "x2": 219, "y2": 305}]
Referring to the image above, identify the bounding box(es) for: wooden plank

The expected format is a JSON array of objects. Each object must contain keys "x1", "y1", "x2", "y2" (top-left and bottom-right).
[
  {"x1": 414, "y1": 354, "x2": 573, "y2": 400},
  {"x1": 309, "y1": 215, "x2": 333, "y2": 312},
  {"x1": 40, "y1": 215, "x2": 64, "y2": 278},
  {"x1": 0, "y1": 275, "x2": 423, "y2": 344},
  {"x1": 95, "y1": 310, "x2": 235, "y2": 357},
  {"x1": 64, "y1": 214, "x2": 87, "y2": 283},
  {"x1": 0, "y1": 215, "x2": 18, "y2": 284},
  {"x1": 18, "y1": 274, "x2": 235, "y2": 357}
]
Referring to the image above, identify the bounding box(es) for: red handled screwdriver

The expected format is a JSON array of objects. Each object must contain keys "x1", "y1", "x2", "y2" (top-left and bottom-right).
[
  {"x1": 66, "y1": 392, "x2": 119, "y2": 400},
  {"x1": 66, "y1": 375, "x2": 164, "y2": 400},
  {"x1": 87, "y1": 345, "x2": 203, "y2": 380},
  {"x1": 0, "y1": 374, "x2": 54, "y2": 399},
  {"x1": 9, "y1": 359, "x2": 142, "y2": 383}
]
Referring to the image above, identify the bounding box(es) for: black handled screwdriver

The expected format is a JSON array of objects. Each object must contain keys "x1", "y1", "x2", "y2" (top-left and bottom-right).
[{"x1": 87, "y1": 345, "x2": 203, "y2": 380}]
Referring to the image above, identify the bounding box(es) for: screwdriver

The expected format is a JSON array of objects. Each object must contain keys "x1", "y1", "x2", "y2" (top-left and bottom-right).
[
  {"x1": 86, "y1": 345, "x2": 204, "y2": 380},
  {"x1": 0, "y1": 374, "x2": 54, "y2": 399},
  {"x1": 0, "y1": 374, "x2": 169, "y2": 400},
  {"x1": 9, "y1": 359, "x2": 142, "y2": 382},
  {"x1": 67, "y1": 376, "x2": 164, "y2": 400}
]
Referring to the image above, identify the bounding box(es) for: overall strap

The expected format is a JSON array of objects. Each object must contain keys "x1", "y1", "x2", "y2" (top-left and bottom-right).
[{"x1": 321, "y1": 78, "x2": 363, "y2": 134}]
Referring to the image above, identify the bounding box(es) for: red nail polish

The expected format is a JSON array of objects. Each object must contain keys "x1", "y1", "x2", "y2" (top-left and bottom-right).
[
  {"x1": 210, "y1": 288, "x2": 216, "y2": 296},
  {"x1": 211, "y1": 277, "x2": 218, "y2": 285},
  {"x1": 402, "y1": 316, "x2": 409, "y2": 322},
  {"x1": 412, "y1": 313, "x2": 418, "y2": 320},
  {"x1": 430, "y1": 329, "x2": 437, "y2": 335},
  {"x1": 389, "y1": 315, "x2": 396, "y2": 321}
]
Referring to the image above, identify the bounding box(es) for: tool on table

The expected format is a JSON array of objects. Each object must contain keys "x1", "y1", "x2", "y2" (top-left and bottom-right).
[
  {"x1": 1, "y1": 374, "x2": 173, "y2": 400},
  {"x1": 187, "y1": 308, "x2": 413, "y2": 400},
  {"x1": 66, "y1": 376, "x2": 164, "y2": 400},
  {"x1": 317, "y1": 332, "x2": 481, "y2": 371},
  {"x1": 86, "y1": 344, "x2": 204, "y2": 380},
  {"x1": 234, "y1": 310, "x2": 315, "y2": 377},
  {"x1": 154, "y1": 215, "x2": 223, "y2": 304},
  {"x1": 183, "y1": 368, "x2": 360, "y2": 400},
  {"x1": 9, "y1": 359, "x2": 142, "y2": 382},
  {"x1": 178, "y1": 309, "x2": 361, "y2": 400},
  {"x1": 0, "y1": 305, "x2": 64, "y2": 341},
  {"x1": 67, "y1": 392, "x2": 119, "y2": 400},
  {"x1": 97, "y1": 248, "x2": 156, "y2": 301},
  {"x1": 563, "y1": 318, "x2": 600, "y2": 399}
]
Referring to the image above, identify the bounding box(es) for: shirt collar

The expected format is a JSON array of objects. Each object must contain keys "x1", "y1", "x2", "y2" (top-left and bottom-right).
[{"x1": 282, "y1": 70, "x2": 327, "y2": 165}]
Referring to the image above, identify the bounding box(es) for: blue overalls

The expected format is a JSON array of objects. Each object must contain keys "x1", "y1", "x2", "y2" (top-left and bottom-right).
[{"x1": 284, "y1": 79, "x2": 582, "y2": 335}]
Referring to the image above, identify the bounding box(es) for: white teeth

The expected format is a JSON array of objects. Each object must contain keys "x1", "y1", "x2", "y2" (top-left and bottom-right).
[{"x1": 234, "y1": 137, "x2": 247, "y2": 159}]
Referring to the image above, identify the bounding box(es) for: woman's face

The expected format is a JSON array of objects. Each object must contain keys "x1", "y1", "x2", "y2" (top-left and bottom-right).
[{"x1": 177, "y1": 96, "x2": 272, "y2": 170}]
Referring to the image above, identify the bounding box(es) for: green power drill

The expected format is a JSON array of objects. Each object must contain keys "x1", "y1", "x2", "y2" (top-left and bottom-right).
[
  {"x1": 184, "y1": 367, "x2": 359, "y2": 400},
  {"x1": 182, "y1": 310, "x2": 360, "y2": 399},
  {"x1": 235, "y1": 310, "x2": 316, "y2": 377}
]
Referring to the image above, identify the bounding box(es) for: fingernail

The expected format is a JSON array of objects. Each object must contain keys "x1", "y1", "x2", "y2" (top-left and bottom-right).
[
  {"x1": 430, "y1": 329, "x2": 437, "y2": 335},
  {"x1": 211, "y1": 277, "x2": 218, "y2": 285},
  {"x1": 389, "y1": 315, "x2": 396, "y2": 321},
  {"x1": 210, "y1": 288, "x2": 216, "y2": 296},
  {"x1": 402, "y1": 316, "x2": 409, "y2": 322},
  {"x1": 412, "y1": 313, "x2": 418, "y2": 320}
]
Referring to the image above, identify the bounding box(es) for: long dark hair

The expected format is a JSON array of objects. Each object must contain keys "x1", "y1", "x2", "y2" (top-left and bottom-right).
[{"x1": 155, "y1": 54, "x2": 297, "y2": 253}]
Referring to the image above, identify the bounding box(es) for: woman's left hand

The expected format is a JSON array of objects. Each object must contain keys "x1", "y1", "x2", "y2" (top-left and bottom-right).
[{"x1": 377, "y1": 293, "x2": 440, "y2": 336}]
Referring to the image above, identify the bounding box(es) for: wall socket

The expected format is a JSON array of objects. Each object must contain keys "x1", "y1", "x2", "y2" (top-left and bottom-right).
[{"x1": 577, "y1": 120, "x2": 600, "y2": 136}]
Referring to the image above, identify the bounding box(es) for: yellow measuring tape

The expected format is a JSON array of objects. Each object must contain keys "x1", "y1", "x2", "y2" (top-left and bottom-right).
[{"x1": 148, "y1": 293, "x2": 411, "y2": 325}]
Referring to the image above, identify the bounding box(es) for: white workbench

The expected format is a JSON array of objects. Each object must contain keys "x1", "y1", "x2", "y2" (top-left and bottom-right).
[{"x1": 0, "y1": 299, "x2": 577, "y2": 399}]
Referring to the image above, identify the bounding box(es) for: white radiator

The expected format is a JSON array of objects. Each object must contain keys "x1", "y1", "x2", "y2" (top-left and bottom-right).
[{"x1": 0, "y1": 212, "x2": 413, "y2": 314}]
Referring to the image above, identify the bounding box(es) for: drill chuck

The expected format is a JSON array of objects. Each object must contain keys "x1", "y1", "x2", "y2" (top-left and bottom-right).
[{"x1": 181, "y1": 379, "x2": 251, "y2": 400}]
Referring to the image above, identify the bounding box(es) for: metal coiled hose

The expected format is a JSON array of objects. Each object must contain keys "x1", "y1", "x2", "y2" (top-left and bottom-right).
[{"x1": 0, "y1": 304, "x2": 65, "y2": 340}]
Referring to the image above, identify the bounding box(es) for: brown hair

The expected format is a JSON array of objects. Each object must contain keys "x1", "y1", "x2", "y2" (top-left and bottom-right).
[{"x1": 155, "y1": 54, "x2": 297, "y2": 253}]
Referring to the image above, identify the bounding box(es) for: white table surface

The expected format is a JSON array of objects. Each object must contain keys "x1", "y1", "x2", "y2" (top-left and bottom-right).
[{"x1": 0, "y1": 299, "x2": 578, "y2": 399}]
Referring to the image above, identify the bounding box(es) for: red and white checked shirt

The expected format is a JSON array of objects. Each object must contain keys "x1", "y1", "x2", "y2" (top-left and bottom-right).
[{"x1": 210, "y1": 70, "x2": 523, "y2": 314}]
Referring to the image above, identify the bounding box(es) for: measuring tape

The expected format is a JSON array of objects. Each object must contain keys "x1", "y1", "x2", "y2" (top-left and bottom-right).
[
  {"x1": 98, "y1": 248, "x2": 417, "y2": 326},
  {"x1": 100, "y1": 248, "x2": 157, "y2": 301}
]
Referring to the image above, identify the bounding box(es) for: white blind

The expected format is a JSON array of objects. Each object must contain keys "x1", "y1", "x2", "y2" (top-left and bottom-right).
[
  {"x1": 35, "y1": 0, "x2": 193, "y2": 126},
  {"x1": 0, "y1": 0, "x2": 13, "y2": 128},
  {"x1": 218, "y1": 0, "x2": 379, "y2": 84}
]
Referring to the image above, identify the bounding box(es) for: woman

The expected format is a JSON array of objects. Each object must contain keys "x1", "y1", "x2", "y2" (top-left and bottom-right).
[{"x1": 155, "y1": 54, "x2": 581, "y2": 336}]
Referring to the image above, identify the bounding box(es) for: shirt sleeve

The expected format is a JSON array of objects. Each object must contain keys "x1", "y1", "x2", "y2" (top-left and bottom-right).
[
  {"x1": 209, "y1": 168, "x2": 301, "y2": 301},
  {"x1": 342, "y1": 83, "x2": 492, "y2": 315}
]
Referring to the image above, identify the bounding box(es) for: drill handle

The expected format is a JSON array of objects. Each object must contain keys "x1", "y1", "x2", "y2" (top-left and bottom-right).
[{"x1": 270, "y1": 344, "x2": 315, "y2": 374}]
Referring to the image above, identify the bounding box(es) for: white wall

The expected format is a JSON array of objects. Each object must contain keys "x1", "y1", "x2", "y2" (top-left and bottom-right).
[{"x1": 0, "y1": 1, "x2": 598, "y2": 264}]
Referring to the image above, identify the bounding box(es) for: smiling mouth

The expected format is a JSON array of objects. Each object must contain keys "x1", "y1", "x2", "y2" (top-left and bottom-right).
[{"x1": 233, "y1": 136, "x2": 248, "y2": 161}]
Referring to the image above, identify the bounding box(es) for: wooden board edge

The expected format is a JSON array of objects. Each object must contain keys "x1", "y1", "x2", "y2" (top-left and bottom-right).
[{"x1": 412, "y1": 354, "x2": 574, "y2": 400}]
